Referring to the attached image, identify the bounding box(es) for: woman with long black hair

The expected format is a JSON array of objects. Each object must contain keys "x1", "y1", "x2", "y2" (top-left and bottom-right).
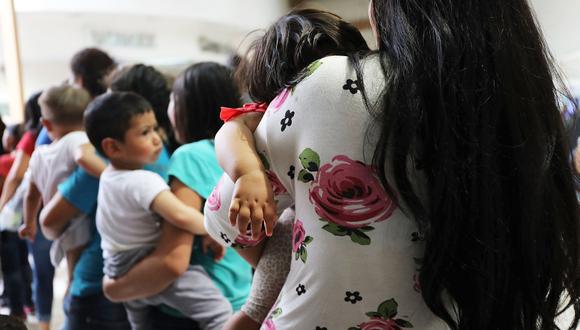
[{"x1": 205, "y1": 0, "x2": 580, "y2": 329}]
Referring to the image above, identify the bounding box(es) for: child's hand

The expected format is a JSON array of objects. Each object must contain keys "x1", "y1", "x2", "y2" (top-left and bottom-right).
[
  {"x1": 18, "y1": 222, "x2": 36, "y2": 241},
  {"x1": 201, "y1": 235, "x2": 226, "y2": 261},
  {"x1": 229, "y1": 170, "x2": 278, "y2": 240}
]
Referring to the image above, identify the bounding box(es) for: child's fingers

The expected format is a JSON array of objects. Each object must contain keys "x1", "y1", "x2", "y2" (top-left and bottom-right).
[
  {"x1": 236, "y1": 204, "x2": 251, "y2": 236},
  {"x1": 263, "y1": 205, "x2": 278, "y2": 236},
  {"x1": 229, "y1": 199, "x2": 241, "y2": 226},
  {"x1": 250, "y1": 216, "x2": 263, "y2": 240}
]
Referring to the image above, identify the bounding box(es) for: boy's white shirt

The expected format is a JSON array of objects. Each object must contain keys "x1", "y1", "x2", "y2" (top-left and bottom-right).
[
  {"x1": 29, "y1": 130, "x2": 88, "y2": 205},
  {"x1": 96, "y1": 165, "x2": 169, "y2": 256}
]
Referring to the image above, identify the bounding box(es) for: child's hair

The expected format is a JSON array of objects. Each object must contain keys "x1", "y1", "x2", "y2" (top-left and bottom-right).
[
  {"x1": 84, "y1": 91, "x2": 152, "y2": 156},
  {"x1": 237, "y1": 8, "x2": 370, "y2": 103},
  {"x1": 109, "y1": 64, "x2": 175, "y2": 148},
  {"x1": 2, "y1": 124, "x2": 23, "y2": 152},
  {"x1": 23, "y1": 91, "x2": 42, "y2": 133},
  {"x1": 5, "y1": 124, "x2": 23, "y2": 142},
  {"x1": 70, "y1": 48, "x2": 116, "y2": 98},
  {"x1": 39, "y1": 85, "x2": 91, "y2": 125},
  {"x1": 172, "y1": 62, "x2": 241, "y2": 143}
]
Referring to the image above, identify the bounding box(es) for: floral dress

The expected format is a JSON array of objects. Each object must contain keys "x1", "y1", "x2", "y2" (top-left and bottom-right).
[{"x1": 205, "y1": 55, "x2": 448, "y2": 329}]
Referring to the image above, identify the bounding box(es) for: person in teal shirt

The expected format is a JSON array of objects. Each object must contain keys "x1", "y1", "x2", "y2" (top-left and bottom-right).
[{"x1": 103, "y1": 62, "x2": 252, "y2": 324}]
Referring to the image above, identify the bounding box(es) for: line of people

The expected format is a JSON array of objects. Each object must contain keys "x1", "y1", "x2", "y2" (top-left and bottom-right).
[{"x1": 1, "y1": 1, "x2": 579, "y2": 329}]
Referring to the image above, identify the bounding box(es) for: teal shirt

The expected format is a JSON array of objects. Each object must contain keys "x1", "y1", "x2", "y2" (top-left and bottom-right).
[{"x1": 168, "y1": 140, "x2": 252, "y2": 311}]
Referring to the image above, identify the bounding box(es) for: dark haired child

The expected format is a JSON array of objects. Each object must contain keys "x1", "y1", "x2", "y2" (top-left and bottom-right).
[
  {"x1": 206, "y1": 9, "x2": 369, "y2": 329},
  {"x1": 85, "y1": 91, "x2": 231, "y2": 330}
]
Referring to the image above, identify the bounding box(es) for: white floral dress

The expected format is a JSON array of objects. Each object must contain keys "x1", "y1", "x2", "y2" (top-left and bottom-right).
[{"x1": 205, "y1": 55, "x2": 448, "y2": 329}]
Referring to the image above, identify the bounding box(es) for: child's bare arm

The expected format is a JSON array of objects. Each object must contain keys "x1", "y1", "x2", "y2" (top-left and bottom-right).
[
  {"x1": 151, "y1": 191, "x2": 207, "y2": 235},
  {"x1": 19, "y1": 181, "x2": 42, "y2": 241},
  {"x1": 215, "y1": 112, "x2": 264, "y2": 180},
  {"x1": 215, "y1": 112, "x2": 277, "y2": 239},
  {"x1": 74, "y1": 143, "x2": 106, "y2": 177}
]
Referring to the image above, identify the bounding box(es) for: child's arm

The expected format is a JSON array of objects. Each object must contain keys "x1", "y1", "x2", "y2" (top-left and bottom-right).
[
  {"x1": 74, "y1": 143, "x2": 106, "y2": 178},
  {"x1": 19, "y1": 180, "x2": 42, "y2": 241},
  {"x1": 151, "y1": 191, "x2": 207, "y2": 235},
  {"x1": 214, "y1": 112, "x2": 277, "y2": 239}
]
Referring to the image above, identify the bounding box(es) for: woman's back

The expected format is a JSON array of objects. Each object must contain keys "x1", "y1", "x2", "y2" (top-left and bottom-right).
[{"x1": 249, "y1": 55, "x2": 447, "y2": 329}]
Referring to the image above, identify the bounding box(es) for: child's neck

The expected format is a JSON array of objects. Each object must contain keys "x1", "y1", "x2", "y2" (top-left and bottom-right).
[
  {"x1": 109, "y1": 158, "x2": 146, "y2": 171},
  {"x1": 50, "y1": 124, "x2": 84, "y2": 141}
]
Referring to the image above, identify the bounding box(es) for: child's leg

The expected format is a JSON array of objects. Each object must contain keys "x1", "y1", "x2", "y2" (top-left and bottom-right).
[
  {"x1": 123, "y1": 300, "x2": 152, "y2": 330},
  {"x1": 140, "y1": 265, "x2": 232, "y2": 330},
  {"x1": 239, "y1": 209, "x2": 294, "y2": 327}
]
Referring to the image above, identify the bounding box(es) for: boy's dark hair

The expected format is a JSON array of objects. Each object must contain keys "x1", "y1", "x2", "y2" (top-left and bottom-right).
[
  {"x1": 39, "y1": 85, "x2": 91, "y2": 125},
  {"x1": 84, "y1": 91, "x2": 152, "y2": 156},
  {"x1": 172, "y1": 62, "x2": 241, "y2": 143},
  {"x1": 237, "y1": 8, "x2": 369, "y2": 102},
  {"x1": 70, "y1": 48, "x2": 115, "y2": 98},
  {"x1": 109, "y1": 64, "x2": 175, "y2": 150},
  {"x1": 6, "y1": 124, "x2": 24, "y2": 142}
]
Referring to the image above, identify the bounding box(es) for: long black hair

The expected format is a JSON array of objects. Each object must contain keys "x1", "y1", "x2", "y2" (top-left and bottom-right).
[
  {"x1": 360, "y1": 0, "x2": 580, "y2": 329},
  {"x1": 23, "y1": 91, "x2": 42, "y2": 133},
  {"x1": 238, "y1": 8, "x2": 369, "y2": 103},
  {"x1": 172, "y1": 62, "x2": 241, "y2": 143}
]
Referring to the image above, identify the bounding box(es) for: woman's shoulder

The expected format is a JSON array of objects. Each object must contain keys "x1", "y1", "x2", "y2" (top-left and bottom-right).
[{"x1": 295, "y1": 54, "x2": 384, "y2": 95}]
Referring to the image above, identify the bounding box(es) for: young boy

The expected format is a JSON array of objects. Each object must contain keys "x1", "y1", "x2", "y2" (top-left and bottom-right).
[
  {"x1": 19, "y1": 85, "x2": 104, "y2": 278},
  {"x1": 84, "y1": 91, "x2": 231, "y2": 330}
]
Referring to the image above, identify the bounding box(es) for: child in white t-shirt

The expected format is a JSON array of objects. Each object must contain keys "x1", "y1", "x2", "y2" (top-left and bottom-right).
[
  {"x1": 85, "y1": 91, "x2": 231, "y2": 330},
  {"x1": 19, "y1": 84, "x2": 105, "y2": 279}
]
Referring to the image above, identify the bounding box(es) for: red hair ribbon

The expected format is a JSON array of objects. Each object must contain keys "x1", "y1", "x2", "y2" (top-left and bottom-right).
[{"x1": 220, "y1": 102, "x2": 269, "y2": 122}]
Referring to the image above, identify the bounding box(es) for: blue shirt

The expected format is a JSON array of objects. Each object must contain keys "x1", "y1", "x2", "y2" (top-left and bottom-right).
[
  {"x1": 58, "y1": 147, "x2": 171, "y2": 297},
  {"x1": 35, "y1": 127, "x2": 52, "y2": 146},
  {"x1": 168, "y1": 140, "x2": 252, "y2": 311}
]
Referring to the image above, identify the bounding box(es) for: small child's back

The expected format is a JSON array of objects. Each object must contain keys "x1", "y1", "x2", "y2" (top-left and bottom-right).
[{"x1": 29, "y1": 131, "x2": 89, "y2": 204}]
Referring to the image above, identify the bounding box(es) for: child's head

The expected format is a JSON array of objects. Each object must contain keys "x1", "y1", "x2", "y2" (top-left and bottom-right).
[
  {"x1": 169, "y1": 62, "x2": 241, "y2": 144},
  {"x1": 2, "y1": 124, "x2": 22, "y2": 153},
  {"x1": 238, "y1": 8, "x2": 370, "y2": 102},
  {"x1": 70, "y1": 47, "x2": 116, "y2": 98},
  {"x1": 39, "y1": 85, "x2": 91, "y2": 137},
  {"x1": 85, "y1": 92, "x2": 162, "y2": 168}
]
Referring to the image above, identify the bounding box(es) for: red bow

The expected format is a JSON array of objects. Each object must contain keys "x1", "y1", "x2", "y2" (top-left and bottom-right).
[{"x1": 220, "y1": 102, "x2": 269, "y2": 122}]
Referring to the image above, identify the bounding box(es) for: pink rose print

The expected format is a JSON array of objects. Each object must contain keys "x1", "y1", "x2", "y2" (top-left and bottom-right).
[
  {"x1": 270, "y1": 88, "x2": 291, "y2": 114},
  {"x1": 309, "y1": 155, "x2": 396, "y2": 229},
  {"x1": 266, "y1": 170, "x2": 287, "y2": 195},
  {"x1": 358, "y1": 318, "x2": 398, "y2": 330},
  {"x1": 351, "y1": 298, "x2": 413, "y2": 330},
  {"x1": 207, "y1": 179, "x2": 222, "y2": 211},
  {"x1": 262, "y1": 319, "x2": 276, "y2": 330},
  {"x1": 292, "y1": 219, "x2": 313, "y2": 263},
  {"x1": 292, "y1": 220, "x2": 306, "y2": 252}
]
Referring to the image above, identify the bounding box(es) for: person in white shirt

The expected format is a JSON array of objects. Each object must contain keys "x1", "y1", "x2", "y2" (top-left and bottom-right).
[
  {"x1": 85, "y1": 91, "x2": 231, "y2": 330},
  {"x1": 19, "y1": 84, "x2": 105, "y2": 282}
]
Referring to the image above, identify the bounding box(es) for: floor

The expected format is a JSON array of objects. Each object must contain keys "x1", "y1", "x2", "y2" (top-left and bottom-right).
[{"x1": 0, "y1": 260, "x2": 67, "y2": 330}]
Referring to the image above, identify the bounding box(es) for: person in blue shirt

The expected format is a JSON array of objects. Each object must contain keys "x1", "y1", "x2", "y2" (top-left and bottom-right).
[{"x1": 103, "y1": 62, "x2": 253, "y2": 323}]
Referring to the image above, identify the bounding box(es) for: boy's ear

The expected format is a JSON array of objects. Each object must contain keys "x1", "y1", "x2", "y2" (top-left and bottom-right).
[
  {"x1": 40, "y1": 118, "x2": 53, "y2": 132},
  {"x1": 101, "y1": 137, "x2": 122, "y2": 159}
]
